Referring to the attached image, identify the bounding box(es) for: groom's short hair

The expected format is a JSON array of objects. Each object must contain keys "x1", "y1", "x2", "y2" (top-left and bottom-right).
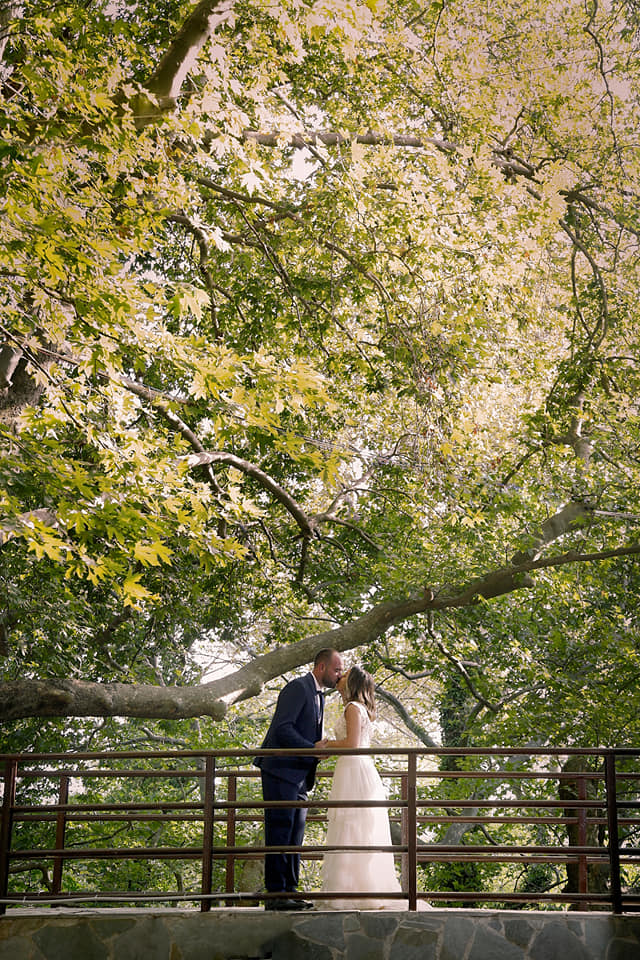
[{"x1": 314, "y1": 647, "x2": 337, "y2": 667}]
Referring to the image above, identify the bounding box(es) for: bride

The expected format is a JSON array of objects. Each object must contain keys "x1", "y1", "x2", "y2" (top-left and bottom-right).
[{"x1": 318, "y1": 665, "x2": 431, "y2": 910}]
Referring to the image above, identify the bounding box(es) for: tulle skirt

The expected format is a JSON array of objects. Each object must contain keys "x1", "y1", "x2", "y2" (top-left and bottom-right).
[{"x1": 318, "y1": 755, "x2": 409, "y2": 910}]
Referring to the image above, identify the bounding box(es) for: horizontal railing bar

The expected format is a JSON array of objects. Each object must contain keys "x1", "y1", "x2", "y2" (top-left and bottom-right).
[
  {"x1": 11, "y1": 848, "x2": 205, "y2": 861},
  {"x1": 9, "y1": 842, "x2": 616, "y2": 860},
  {"x1": 413, "y1": 799, "x2": 607, "y2": 808},
  {"x1": 2, "y1": 746, "x2": 631, "y2": 761},
  {"x1": 16, "y1": 769, "x2": 209, "y2": 779},
  {"x1": 10, "y1": 767, "x2": 618, "y2": 782},
  {"x1": 9, "y1": 846, "x2": 408, "y2": 861},
  {"x1": 6, "y1": 854, "x2": 625, "y2": 872},
  {"x1": 0, "y1": 889, "x2": 620, "y2": 905},
  {"x1": 10, "y1": 852, "x2": 622, "y2": 867},
  {"x1": 142, "y1": 849, "x2": 614, "y2": 865},
  {"x1": 124, "y1": 766, "x2": 638, "y2": 782},
  {"x1": 419, "y1": 816, "x2": 638, "y2": 826},
  {"x1": 13, "y1": 802, "x2": 204, "y2": 813},
  {"x1": 11, "y1": 800, "x2": 395, "y2": 811},
  {"x1": 9, "y1": 798, "x2": 616, "y2": 812},
  {"x1": 346, "y1": 859, "x2": 615, "y2": 869},
  {"x1": 10, "y1": 798, "x2": 613, "y2": 812},
  {"x1": 17, "y1": 813, "x2": 626, "y2": 827},
  {"x1": 217, "y1": 813, "x2": 638, "y2": 827},
  {"x1": 15, "y1": 813, "x2": 622, "y2": 826},
  {"x1": 15, "y1": 814, "x2": 207, "y2": 823}
]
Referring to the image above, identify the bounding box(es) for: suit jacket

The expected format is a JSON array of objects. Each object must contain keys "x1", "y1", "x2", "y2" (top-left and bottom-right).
[{"x1": 255, "y1": 672, "x2": 324, "y2": 791}]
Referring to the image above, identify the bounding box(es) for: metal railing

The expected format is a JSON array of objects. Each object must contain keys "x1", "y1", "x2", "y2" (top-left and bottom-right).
[{"x1": 1, "y1": 746, "x2": 639, "y2": 913}]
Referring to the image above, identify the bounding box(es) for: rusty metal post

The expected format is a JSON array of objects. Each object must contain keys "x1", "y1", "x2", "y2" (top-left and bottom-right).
[
  {"x1": 225, "y1": 773, "x2": 237, "y2": 904},
  {"x1": 604, "y1": 751, "x2": 622, "y2": 914},
  {"x1": 201, "y1": 756, "x2": 216, "y2": 912},
  {"x1": 52, "y1": 775, "x2": 69, "y2": 894},
  {"x1": 577, "y1": 773, "x2": 588, "y2": 895},
  {"x1": 400, "y1": 771, "x2": 408, "y2": 891},
  {"x1": 0, "y1": 760, "x2": 17, "y2": 915},
  {"x1": 407, "y1": 753, "x2": 417, "y2": 911}
]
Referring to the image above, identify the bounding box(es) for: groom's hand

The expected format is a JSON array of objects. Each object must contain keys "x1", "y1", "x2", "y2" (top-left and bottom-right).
[{"x1": 314, "y1": 738, "x2": 328, "y2": 749}]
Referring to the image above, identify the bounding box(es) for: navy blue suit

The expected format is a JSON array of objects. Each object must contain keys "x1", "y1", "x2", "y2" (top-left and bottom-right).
[{"x1": 255, "y1": 673, "x2": 324, "y2": 893}]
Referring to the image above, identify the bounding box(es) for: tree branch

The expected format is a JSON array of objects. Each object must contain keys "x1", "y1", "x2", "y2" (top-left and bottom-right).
[
  {"x1": 0, "y1": 342, "x2": 23, "y2": 389},
  {"x1": 427, "y1": 630, "x2": 498, "y2": 714},
  {"x1": 166, "y1": 214, "x2": 219, "y2": 337},
  {"x1": 510, "y1": 500, "x2": 593, "y2": 564},
  {"x1": 242, "y1": 129, "x2": 458, "y2": 155},
  {"x1": 187, "y1": 449, "x2": 317, "y2": 539},
  {"x1": 240, "y1": 129, "x2": 638, "y2": 240},
  {"x1": 374, "y1": 686, "x2": 439, "y2": 747},
  {"x1": 431, "y1": 542, "x2": 640, "y2": 609},
  {"x1": 0, "y1": 678, "x2": 228, "y2": 722},
  {"x1": 147, "y1": 0, "x2": 234, "y2": 103},
  {"x1": 2, "y1": 538, "x2": 639, "y2": 719}
]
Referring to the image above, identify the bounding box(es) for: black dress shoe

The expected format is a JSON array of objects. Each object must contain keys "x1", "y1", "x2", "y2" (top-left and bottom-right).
[
  {"x1": 265, "y1": 897, "x2": 314, "y2": 911},
  {"x1": 292, "y1": 898, "x2": 314, "y2": 910}
]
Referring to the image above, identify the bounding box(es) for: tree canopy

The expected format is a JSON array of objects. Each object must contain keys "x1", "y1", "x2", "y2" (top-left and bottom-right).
[{"x1": 1, "y1": 0, "x2": 640, "y2": 751}]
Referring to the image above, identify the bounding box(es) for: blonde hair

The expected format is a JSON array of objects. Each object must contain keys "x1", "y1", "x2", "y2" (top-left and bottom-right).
[{"x1": 345, "y1": 665, "x2": 376, "y2": 720}]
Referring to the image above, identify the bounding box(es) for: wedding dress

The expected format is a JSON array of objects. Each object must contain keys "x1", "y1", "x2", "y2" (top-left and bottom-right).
[{"x1": 318, "y1": 701, "x2": 431, "y2": 910}]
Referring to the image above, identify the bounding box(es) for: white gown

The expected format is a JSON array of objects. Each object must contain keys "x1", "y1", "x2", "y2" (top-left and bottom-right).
[{"x1": 319, "y1": 701, "x2": 430, "y2": 910}]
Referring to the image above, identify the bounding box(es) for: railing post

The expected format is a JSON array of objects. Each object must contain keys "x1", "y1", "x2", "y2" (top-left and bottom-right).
[
  {"x1": 604, "y1": 751, "x2": 623, "y2": 914},
  {"x1": 407, "y1": 752, "x2": 417, "y2": 911},
  {"x1": 201, "y1": 755, "x2": 216, "y2": 912},
  {"x1": 400, "y1": 771, "x2": 408, "y2": 892},
  {"x1": 577, "y1": 773, "x2": 587, "y2": 895},
  {"x1": 225, "y1": 773, "x2": 237, "y2": 905},
  {"x1": 52, "y1": 775, "x2": 70, "y2": 895},
  {"x1": 0, "y1": 760, "x2": 17, "y2": 915}
]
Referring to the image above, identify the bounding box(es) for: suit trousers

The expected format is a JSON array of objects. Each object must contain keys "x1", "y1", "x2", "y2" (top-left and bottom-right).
[{"x1": 261, "y1": 771, "x2": 309, "y2": 893}]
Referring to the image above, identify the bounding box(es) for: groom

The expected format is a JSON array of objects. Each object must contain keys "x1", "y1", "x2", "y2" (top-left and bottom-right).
[{"x1": 255, "y1": 647, "x2": 343, "y2": 910}]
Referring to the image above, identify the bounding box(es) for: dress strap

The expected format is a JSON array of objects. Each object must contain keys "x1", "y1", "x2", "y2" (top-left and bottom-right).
[{"x1": 344, "y1": 700, "x2": 368, "y2": 718}]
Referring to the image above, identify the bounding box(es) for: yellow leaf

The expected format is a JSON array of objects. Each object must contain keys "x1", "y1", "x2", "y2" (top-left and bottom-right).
[
  {"x1": 133, "y1": 541, "x2": 173, "y2": 566},
  {"x1": 123, "y1": 573, "x2": 156, "y2": 607}
]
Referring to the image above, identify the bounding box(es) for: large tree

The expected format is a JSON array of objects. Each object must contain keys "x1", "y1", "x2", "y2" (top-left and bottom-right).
[{"x1": 1, "y1": 0, "x2": 639, "y2": 747}]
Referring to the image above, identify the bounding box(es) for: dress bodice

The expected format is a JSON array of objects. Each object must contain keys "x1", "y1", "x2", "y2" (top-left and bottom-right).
[{"x1": 334, "y1": 700, "x2": 372, "y2": 747}]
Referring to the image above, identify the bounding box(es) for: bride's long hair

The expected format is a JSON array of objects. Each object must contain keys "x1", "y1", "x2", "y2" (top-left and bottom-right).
[{"x1": 345, "y1": 665, "x2": 376, "y2": 720}]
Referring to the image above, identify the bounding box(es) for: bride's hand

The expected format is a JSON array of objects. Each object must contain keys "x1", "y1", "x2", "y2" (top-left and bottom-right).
[{"x1": 315, "y1": 738, "x2": 328, "y2": 749}]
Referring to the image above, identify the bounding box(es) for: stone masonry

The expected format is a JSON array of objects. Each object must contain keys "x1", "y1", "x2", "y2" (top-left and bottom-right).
[{"x1": 1, "y1": 908, "x2": 640, "y2": 960}]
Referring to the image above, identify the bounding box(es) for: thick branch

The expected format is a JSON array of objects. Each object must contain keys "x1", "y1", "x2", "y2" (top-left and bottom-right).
[
  {"x1": 147, "y1": 0, "x2": 234, "y2": 103},
  {"x1": 432, "y1": 542, "x2": 640, "y2": 609},
  {"x1": 510, "y1": 500, "x2": 593, "y2": 565},
  {"x1": 0, "y1": 343, "x2": 23, "y2": 388},
  {"x1": 243, "y1": 129, "x2": 458, "y2": 154},
  {"x1": 0, "y1": 678, "x2": 227, "y2": 722},
  {"x1": 2, "y1": 540, "x2": 639, "y2": 719}
]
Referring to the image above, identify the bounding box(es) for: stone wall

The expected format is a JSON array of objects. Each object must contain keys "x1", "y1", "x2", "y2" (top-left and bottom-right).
[{"x1": 1, "y1": 907, "x2": 639, "y2": 960}]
